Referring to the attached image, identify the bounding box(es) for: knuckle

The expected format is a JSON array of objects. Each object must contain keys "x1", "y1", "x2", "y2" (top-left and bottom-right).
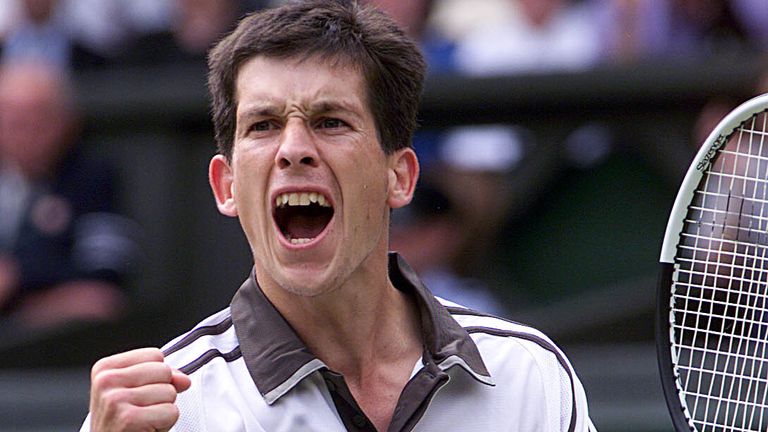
[
  {"x1": 90, "y1": 357, "x2": 109, "y2": 380},
  {"x1": 145, "y1": 347, "x2": 165, "y2": 363},
  {"x1": 92, "y1": 368, "x2": 120, "y2": 390},
  {"x1": 166, "y1": 384, "x2": 180, "y2": 402},
  {"x1": 161, "y1": 404, "x2": 181, "y2": 428},
  {"x1": 158, "y1": 362, "x2": 172, "y2": 375},
  {"x1": 171, "y1": 403, "x2": 181, "y2": 421},
  {"x1": 151, "y1": 383, "x2": 177, "y2": 404},
  {"x1": 100, "y1": 388, "x2": 128, "y2": 408}
]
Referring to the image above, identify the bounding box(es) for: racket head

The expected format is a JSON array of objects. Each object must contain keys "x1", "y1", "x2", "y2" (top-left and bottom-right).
[{"x1": 658, "y1": 93, "x2": 768, "y2": 431}]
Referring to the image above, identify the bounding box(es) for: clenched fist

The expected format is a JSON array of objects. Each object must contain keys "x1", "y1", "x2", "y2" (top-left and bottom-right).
[{"x1": 86, "y1": 347, "x2": 191, "y2": 432}]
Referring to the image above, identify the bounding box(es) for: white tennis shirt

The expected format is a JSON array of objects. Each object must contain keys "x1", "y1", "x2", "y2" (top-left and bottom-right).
[{"x1": 81, "y1": 253, "x2": 596, "y2": 431}]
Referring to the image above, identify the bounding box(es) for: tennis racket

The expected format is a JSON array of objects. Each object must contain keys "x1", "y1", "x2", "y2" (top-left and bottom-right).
[{"x1": 658, "y1": 93, "x2": 768, "y2": 431}]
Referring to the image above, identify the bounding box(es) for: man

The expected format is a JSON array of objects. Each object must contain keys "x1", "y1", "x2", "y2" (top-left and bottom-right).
[
  {"x1": 83, "y1": 1, "x2": 596, "y2": 431},
  {"x1": 0, "y1": 60, "x2": 135, "y2": 329}
]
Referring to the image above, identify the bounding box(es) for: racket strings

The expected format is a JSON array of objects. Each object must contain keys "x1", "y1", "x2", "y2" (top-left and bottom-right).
[{"x1": 673, "y1": 110, "x2": 768, "y2": 431}]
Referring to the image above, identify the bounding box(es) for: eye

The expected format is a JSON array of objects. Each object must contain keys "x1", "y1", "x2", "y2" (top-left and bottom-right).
[
  {"x1": 250, "y1": 120, "x2": 276, "y2": 132},
  {"x1": 317, "y1": 118, "x2": 347, "y2": 129}
]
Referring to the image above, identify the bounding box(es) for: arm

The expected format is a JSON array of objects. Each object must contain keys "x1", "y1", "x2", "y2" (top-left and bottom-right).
[
  {"x1": 13, "y1": 279, "x2": 125, "y2": 329},
  {"x1": 0, "y1": 254, "x2": 19, "y2": 309}
]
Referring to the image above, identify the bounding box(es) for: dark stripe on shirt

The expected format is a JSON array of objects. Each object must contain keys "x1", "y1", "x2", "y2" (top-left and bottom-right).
[
  {"x1": 178, "y1": 346, "x2": 243, "y2": 375},
  {"x1": 464, "y1": 326, "x2": 579, "y2": 432},
  {"x1": 445, "y1": 306, "x2": 527, "y2": 327},
  {"x1": 162, "y1": 316, "x2": 234, "y2": 357}
]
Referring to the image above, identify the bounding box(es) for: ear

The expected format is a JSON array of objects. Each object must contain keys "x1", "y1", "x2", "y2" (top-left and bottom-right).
[
  {"x1": 209, "y1": 154, "x2": 238, "y2": 217},
  {"x1": 387, "y1": 148, "x2": 419, "y2": 209}
]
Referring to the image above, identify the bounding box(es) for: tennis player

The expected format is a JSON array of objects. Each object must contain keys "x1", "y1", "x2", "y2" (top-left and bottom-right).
[{"x1": 82, "y1": 1, "x2": 596, "y2": 431}]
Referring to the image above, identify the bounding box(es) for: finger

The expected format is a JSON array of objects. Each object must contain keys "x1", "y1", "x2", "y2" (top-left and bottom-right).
[
  {"x1": 143, "y1": 403, "x2": 181, "y2": 431},
  {"x1": 93, "y1": 361, "x2": 174, "y2": 392},
  {"x1": 91, "y1": 348, "x2": 163, "y2": 379},
  {"x1": 98, "y1": 383, "x2": 178, "y2": 411},
  {"x1": 171, "y1": 369, "x2": 192, "y2": 393},
  {"x1": 102, "y1": 402, "x2": 180, "y2": 432},
  {"x1": 124, "y1": 383, "x2": 179, "y2": 407}
]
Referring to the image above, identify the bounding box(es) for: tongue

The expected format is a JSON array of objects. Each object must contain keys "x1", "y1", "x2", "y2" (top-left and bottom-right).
[{"x1": 285, "y1": 213, "x2": 327, "y2": 240}]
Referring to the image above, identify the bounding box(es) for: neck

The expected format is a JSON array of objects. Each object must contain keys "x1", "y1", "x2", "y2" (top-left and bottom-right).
[
  {"x1": 297, "y1": 284, "x2": 419, "y2": 377},
  {"x1": 262, "y1": 254, "x2": 422, "y2": 378},
  {"x1": 259, "y1": 251, "x2": 424, "y2": 432}
]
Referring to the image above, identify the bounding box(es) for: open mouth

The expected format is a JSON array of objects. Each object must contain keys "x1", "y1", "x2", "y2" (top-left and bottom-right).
[{"x1": 274, "y1": 191, "x2": 334, "y2": 245}]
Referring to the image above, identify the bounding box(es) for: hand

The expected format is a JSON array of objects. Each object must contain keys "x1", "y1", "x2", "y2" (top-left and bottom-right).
[
  {"x1": 15, "y1": 279, "x2": 126, "y2": 329},
  {"x1": 89, "y1": 348, "x2": 191, "y2": 432},
  {"x1": 0, "y1": 254, "x2": 19, "y2": 309}
]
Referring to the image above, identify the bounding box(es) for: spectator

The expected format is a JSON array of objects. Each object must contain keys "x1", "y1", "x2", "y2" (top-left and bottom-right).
[
  {"x1": 0, "y1": 0, "x2": 106, "y2": 71},
  {"x1": 62, "y1": 0, "x2": 172, "y2": 55},
  {"x1": 362, "y1": 0, "x2": 456, "y2": 74},
  {"x1": 595, "y1": 0, "x2": 759, "y2": 65},
  {"x1": 592, "y1": 0, "x2": 669, "y2": 64},
  {"x1": 454, "y1": 0, "x2": 601, "y2": 76},
  {"x1": 0, "y1": 60, "x2": 139, "y2": 330},
  {"x1": 662, "y1": 0, "x2": 756, "y2": 58},
  {"x1": 431, "y1": 124, "x2": 529, "y2": 279},
  {"x1": 732, "y1": 0, "x2": 768, "y2": 48},
  {"x1": 391, "y1": 181, "x2": 509, "y2": 316},
  {"x1": 119, "y1": 0, "x2": 241, "y2": 66}
]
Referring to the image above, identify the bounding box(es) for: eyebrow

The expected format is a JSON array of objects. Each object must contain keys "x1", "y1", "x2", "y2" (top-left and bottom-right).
[
  {"x1": 237, "y1": 103, "x2": 282, "y2": 122},
  {"x1": 238, "y1": 98, "x2": 365, "y2": 123},
  {"x1": 310, "y1": 99, "x2": 362, "y2": 117}
]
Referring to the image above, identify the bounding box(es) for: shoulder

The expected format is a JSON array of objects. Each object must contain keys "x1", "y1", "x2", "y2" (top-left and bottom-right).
[
  {"x1": 440, "y1": 301, "x2": 596, "y2": 432},
  {"x1": 162, "y1": 308, "x2": 252, "y2": 431},
  {"x1": 161, "y1": 307, "x2": 242, "y2": 375},
  {"x1": 445, "y1": 303, "x2": 569, "y2": 367}
]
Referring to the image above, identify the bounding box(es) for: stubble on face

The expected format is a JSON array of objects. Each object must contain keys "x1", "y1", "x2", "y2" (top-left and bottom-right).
[{"x1": 229, "y1": 55, "x2": 393, "y2": 301}]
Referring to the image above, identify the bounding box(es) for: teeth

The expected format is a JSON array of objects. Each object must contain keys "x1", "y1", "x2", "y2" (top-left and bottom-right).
[
  {"x1": 275, "y1": 192, "x2": 331, "y2": 208},
  {"x1": 290, "y1": 237, "x2": 312, "y2": 244}
]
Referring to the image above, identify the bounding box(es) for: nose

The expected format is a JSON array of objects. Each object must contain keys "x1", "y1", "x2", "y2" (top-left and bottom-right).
[{"x1": 275, "y1": 119, "x2": 319, "y2": 169}]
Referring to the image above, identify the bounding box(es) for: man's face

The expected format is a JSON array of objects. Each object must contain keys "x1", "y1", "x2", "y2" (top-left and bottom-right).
[
  {"x1": 0, "y1": 67, "x2": 71, "y2": 179},
  {"x1": 210, "y1": 55, "x2": 417, "y2": 298}
]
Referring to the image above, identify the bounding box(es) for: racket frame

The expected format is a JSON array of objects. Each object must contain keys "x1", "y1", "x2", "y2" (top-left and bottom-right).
[{"x1": 657, "y1": 93, "x2": 768, "y2": 432}]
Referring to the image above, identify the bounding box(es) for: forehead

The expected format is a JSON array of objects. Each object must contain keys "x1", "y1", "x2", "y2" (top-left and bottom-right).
[{"x1": 234, "y1": 55, "x2": 369, "y2": 113}]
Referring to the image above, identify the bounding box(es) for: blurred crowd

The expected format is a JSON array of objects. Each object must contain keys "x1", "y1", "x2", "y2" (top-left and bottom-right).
[
  {"x1": 0, "y1": 0, "x2": 765, "y2": 73},
  {"x1": 1, "y1": 0, "x2": 767, "y2": 329}
]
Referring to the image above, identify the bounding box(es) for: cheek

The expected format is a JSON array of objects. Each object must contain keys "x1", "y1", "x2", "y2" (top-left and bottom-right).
[
  {"x1": 234, "y1": 176, "x2": 263, "y2": 215},
  {"x1": 231, "y1": 159, "x2": 271, "y2": 226},
  {"x1": 355, "y1": 167, "x2": 391, "y2": 223}
]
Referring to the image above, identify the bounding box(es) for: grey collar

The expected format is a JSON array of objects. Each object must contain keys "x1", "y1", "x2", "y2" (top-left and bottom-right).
[{"x1": 230, "y1": 252, "x2": 493, "y2": 405}]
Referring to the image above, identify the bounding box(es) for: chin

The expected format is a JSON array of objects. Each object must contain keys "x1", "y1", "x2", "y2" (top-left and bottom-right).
[
  {"x1": 278, "y1": 278, "x2": 336, "y2": 298},
  {"x1": 273, "y1": 266, "x2": 339, "y2": 298}
]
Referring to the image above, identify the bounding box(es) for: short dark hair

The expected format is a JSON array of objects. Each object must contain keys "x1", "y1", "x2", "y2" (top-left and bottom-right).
[{"x1": 208, "y1": 0, "x2": 426, "y2": 159}]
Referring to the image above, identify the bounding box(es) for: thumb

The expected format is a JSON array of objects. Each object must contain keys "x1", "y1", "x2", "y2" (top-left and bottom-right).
[{"x1": 171, "y1": 369, "x2": 191, "y2": 393}]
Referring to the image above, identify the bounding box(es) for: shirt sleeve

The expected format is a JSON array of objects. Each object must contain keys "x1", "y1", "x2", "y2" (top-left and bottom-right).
[
  {"x1": 79, "y1": 413, "x2": 91, "y2": 432},
  {"x1": 569, "y1": 367, "x2": 598, "y2": 431}
]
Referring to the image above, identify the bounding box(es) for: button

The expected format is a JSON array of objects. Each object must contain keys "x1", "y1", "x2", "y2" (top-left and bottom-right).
[{"x1": 352, "y1": 414, "x2": 367, "y2": 428}]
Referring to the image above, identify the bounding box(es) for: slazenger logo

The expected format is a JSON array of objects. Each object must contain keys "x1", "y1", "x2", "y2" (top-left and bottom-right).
[{"x1": 696, "y1": 134, "x2": 728, "y2": 171}]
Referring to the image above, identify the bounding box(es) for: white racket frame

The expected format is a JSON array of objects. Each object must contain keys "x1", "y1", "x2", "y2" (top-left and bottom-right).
[{"x1": 658, "y1": 92, "x2": 768, "y2": 432}]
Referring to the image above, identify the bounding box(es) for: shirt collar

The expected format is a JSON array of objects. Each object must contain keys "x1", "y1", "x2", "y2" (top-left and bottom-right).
[{"x1": 230, "y1": 252, "x2": 492, "y2": 405}]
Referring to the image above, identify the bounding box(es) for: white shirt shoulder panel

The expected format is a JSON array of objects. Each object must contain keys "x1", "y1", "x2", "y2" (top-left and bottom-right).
[{"x1": 441, "y1": 304, "x2": 596, "y2": 432}]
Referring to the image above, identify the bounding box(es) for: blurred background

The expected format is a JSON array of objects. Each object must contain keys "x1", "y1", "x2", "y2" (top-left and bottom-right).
[{"x1": 0, "y1": 0, "x2": 767, "y2": 430}]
